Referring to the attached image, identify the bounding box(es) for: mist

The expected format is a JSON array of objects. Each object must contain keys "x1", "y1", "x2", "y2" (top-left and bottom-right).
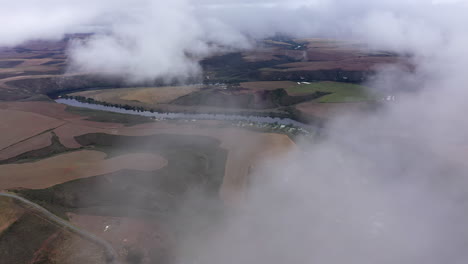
[
  {"x1": 2, "y1": 0, "x2": 466, "y2": 81},
  {"x1": 3, "y1": 0, "x2": 468, "y2": 263}
]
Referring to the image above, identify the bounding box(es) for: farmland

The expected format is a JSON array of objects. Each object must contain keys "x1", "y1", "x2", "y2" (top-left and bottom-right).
[
  {"x1": 0, "y1": 150, "x2": 168, "y2": 190},
  {"x1": 0, "y1": 98, "x2": 295, "y2": 263},
  {"x1": 0, "y1": 195, "x2": 108, "y2": 264},
  {"x1": 70, "y1": 85, "x2": 202, "y2": 106},
  {"x1": 0, "y1": 35, "x2": 400, "y2": 264},
  {"x1": 285, "y1": 81, "x2": 372, "y2": 102}
]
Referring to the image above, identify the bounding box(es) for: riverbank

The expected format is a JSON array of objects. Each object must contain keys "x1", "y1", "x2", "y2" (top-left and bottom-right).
[{"x1": 56, "y1": 99, "x2": 315, "y2": 136}]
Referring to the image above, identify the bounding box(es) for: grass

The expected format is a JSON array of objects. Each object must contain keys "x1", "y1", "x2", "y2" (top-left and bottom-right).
[{"x1": 286, "y1": 81, "x2": 372, "y2": 103}]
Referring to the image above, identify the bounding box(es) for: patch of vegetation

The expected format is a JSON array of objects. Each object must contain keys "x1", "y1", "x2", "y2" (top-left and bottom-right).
[
  {"x1": 0, "y1": 213, "x2": 60, "y2": 264},
  {"x1": 65, "y1": 105, "x2": 154, "y2": 126},
  {"x1": 286, "y1": 81, "x2": 372, "y2": 103},
  {"x1": 201, "y1": 52, "x2": 300, "y2": 82},
  {"x1": 171, "y1": 88, "x2": 329, "y2": 109}
]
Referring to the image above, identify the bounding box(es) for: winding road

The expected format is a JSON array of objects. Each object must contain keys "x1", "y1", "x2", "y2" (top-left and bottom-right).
[{"x1": 0, "y1": 192, "x2": 119, "y2": 264}]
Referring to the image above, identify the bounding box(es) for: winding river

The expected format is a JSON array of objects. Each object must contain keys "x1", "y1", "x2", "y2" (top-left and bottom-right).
[{"x1": 56, "y1": 99, "x2": 313, "y2": 132}]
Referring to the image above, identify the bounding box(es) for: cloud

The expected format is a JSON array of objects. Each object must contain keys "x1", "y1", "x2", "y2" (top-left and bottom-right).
[
  {"x1": 2, "y1": 0, "x2": 467, "y2": 81},
  {"x1": 3, "y1": 1, "x2": 468, "y2": 263}
]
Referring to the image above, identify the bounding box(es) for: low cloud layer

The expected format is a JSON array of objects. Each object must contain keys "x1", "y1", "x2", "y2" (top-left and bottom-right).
[
  {"x1": 3, "y1": 0, "x2": 468, "y2": 263},
  {"x1": 2, "y1": 0, "x2": 467, "y2": 81}
]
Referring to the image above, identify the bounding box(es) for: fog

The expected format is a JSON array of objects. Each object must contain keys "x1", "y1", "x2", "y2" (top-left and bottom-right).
[{"x1": 3, "y1": 0, "x2": 468, "y2": 263}]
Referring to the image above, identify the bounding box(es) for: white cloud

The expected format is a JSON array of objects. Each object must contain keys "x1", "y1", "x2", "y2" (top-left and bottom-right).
[{"x1": 3, "y1": 2, "x2": 468, "y2": 262}]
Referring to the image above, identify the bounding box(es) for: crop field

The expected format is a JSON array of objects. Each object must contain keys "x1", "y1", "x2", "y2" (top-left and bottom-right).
[
  {"x1": 286, "y1": 81, "x2": 372, "y2": 102},
  {"x1": 0, "y1": 101, "x2": 295, "y2": 202},
  {"x1": 0, "y1": 132, "x2": 52, "y2": 161},
  {"x1": 70, "y1": 85, "x2": 202, "y2": 106}
]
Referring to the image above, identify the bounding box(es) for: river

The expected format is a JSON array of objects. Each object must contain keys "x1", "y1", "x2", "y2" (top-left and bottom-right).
[{"x1": 55, "y1": 99, "x2": 313, "y2": 132}]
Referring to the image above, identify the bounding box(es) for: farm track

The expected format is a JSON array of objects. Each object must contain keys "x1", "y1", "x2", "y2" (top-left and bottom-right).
[{"x1": 0, "y1": 192, "x2": 119, "y2": 264}]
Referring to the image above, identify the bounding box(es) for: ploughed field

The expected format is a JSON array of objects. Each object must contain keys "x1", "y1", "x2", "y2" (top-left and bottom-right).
[{"x1": 0, "y1": 101, "x2": 295, "y2": 264}]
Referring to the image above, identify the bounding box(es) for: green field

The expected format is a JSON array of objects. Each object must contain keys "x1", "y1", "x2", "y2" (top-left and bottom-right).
[{"x1": 286, "y1": 82, "x2": 372, "y2": 103}]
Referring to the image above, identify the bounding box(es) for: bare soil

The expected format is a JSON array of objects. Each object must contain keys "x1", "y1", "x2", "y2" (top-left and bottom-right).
[
  {"x1": 68, "y1": 213, "x2": 173, "y2": 264},
  {"x1": 0, "y1": 109, "x2": 64, "y2": 150},
  {"x1": 0, "y1": 150, "x2": 168, "y2": 190}
]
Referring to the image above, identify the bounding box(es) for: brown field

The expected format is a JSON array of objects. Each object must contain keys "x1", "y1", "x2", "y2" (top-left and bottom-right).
[
  {"x1": 239, "y1": 81, "x2": 298, "y2": 90},
  {"x1": 0, "y1": 36, "x2": 82, "y2": 87},
  {"x1": 266, "y1": 56, "x2": 401, "y2": 72},
  {"x1": 219, "y1": 131, "x2": 296, "y2": 204},
  {"x1": 0, "y1": 55, "x2": 63, "y2": 81},
  {"x1": 0, "y1": 132, "x2": 52, "y2": 160},
  {"x1": 241, "y1": 38, "x2": 411, "y2": 77},
  {"x1": 242, "y1": 47, "x2": 307, "y2": 62},
  {"x1": 0, "y1": 74, "x2": 63, "y2": 90},
  {"x1": 296, "y1": 101, "x2": 371, "y2": 119},
  {"x1": 0, "y1": 150, "x2": 168, "y2": 190},
  {"x1": 53, "y1": 121, "x2": 295, "y2": 204},
  {"x1": 0, "y1": 196, "x2": 25, "y2": 235},
  {"x1": 71, "y1": 85, "x2": 202, "y2": 106},
  {"x1": 0, "y1": 101, "x2": 77, "y2": 119},
  {"x1": 0, "y1": 101, "x2": 296, "y2": 203},
  {"x1": 49, "y1": 232, "x2": 107, "y2": 264},
  {"x1": 243, "y1": 38, "x2": 404, "y2": 73},
  {"x1": 0, "y1": 109, "x2": 64, "y2": 150},
  {"x1": 68, "y1": 213, "x2": 172, "y2": 264}
]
